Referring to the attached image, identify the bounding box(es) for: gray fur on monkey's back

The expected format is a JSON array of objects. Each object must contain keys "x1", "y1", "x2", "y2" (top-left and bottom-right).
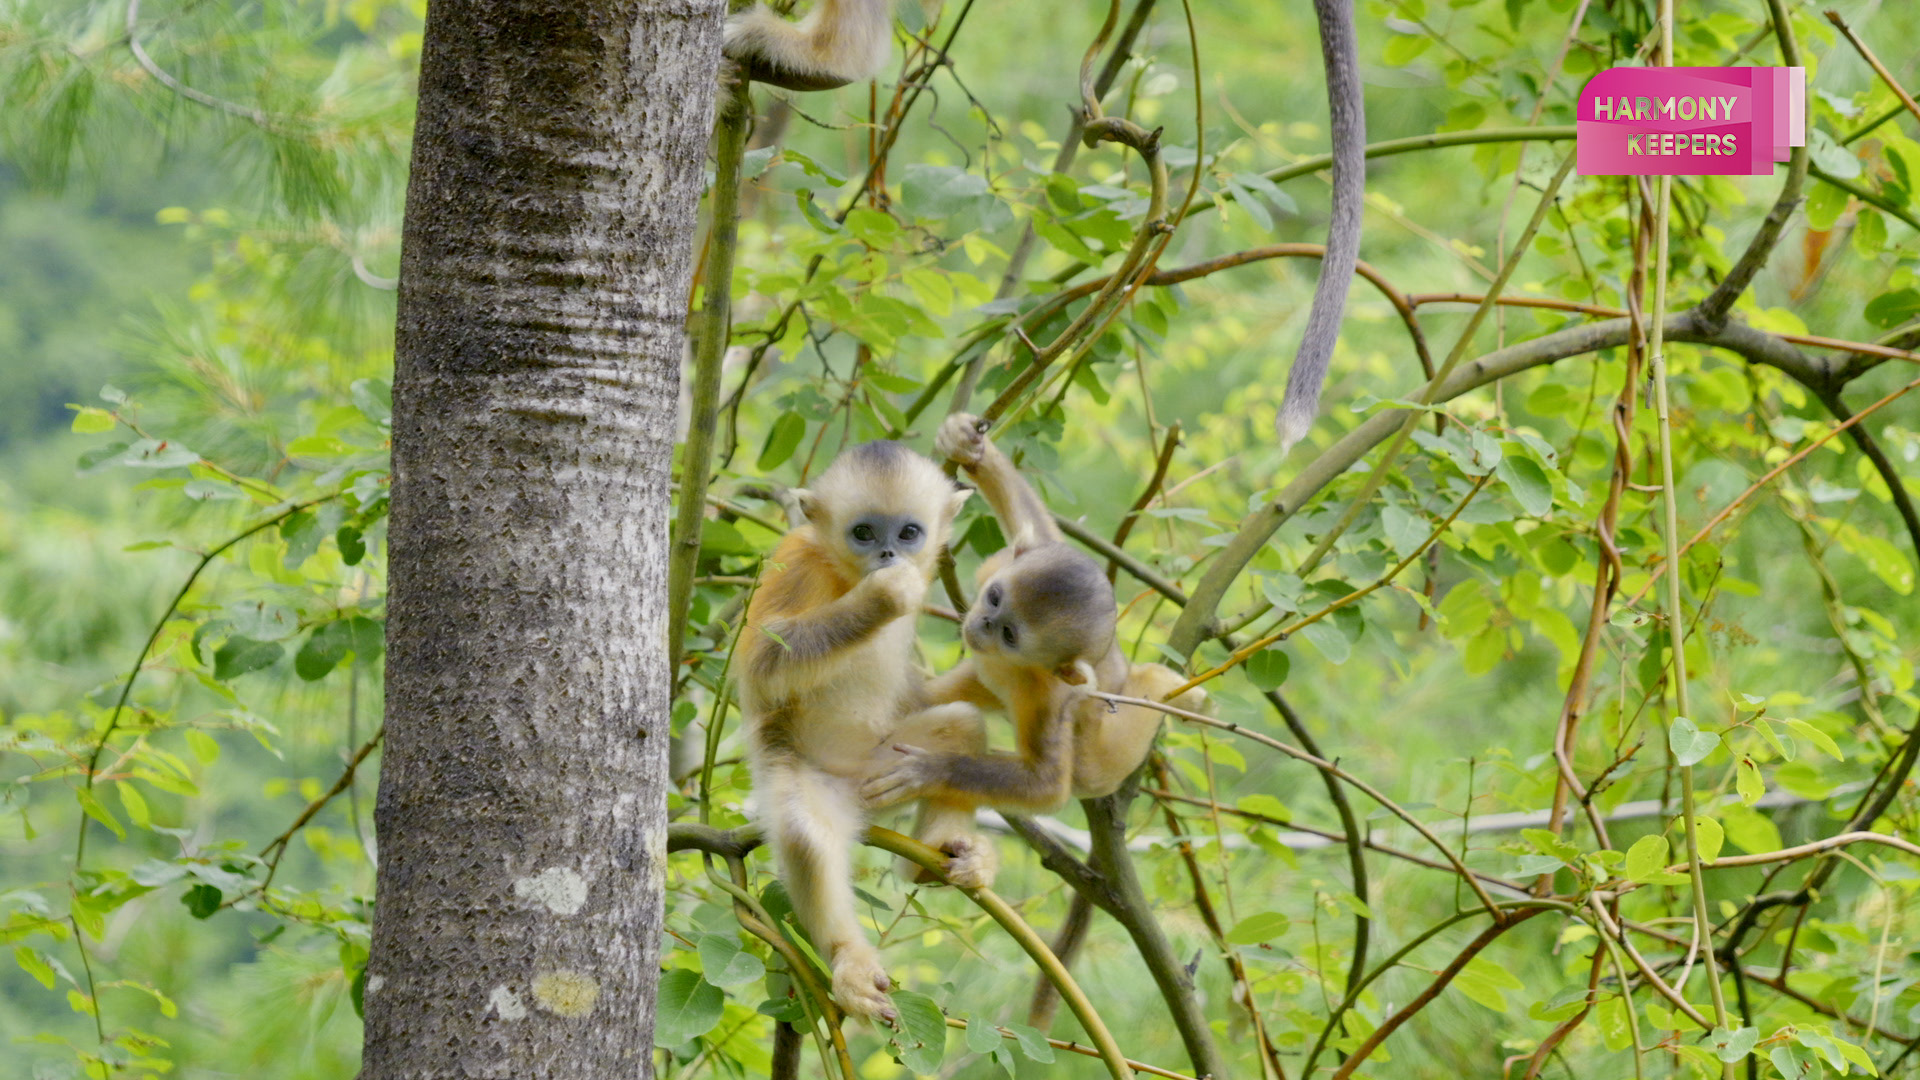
[{"x1": 1278, "y1": 0, "x2": 1367, "y2": 451}]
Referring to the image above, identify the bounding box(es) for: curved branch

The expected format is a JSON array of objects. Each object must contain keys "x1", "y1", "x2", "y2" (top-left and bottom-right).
[
  {"x1": 126, "y1": 0, "x2": 272, "y2": 126},
  {"x1": 666, "y1": 823, "x2": 1136, "y2": 1080},
  {"x1": 1816, "y1": 386, "x2": 1920, "y2": 559},
  {"x1": 1164, "y1": 312, "x2": 1830, "y2": 655},
  {"x1": 866, "y1": 827, "x2": 1137, "y2": 1080}
]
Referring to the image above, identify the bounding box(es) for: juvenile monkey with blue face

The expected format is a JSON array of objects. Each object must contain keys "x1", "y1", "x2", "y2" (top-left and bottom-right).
[
  {"x1": 737, "y1": 441, "x2": 979, "y2": 1023},
  {"x1": 862, "y1": 415, "x2": 1205, "y2": 825}
]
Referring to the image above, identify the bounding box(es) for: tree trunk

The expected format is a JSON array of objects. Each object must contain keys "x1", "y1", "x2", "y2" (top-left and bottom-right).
[{"x1": 361, "y1": 0, "x2": 721, "y2": 1076}]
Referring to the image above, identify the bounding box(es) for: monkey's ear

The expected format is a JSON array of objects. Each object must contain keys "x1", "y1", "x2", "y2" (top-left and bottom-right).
[
  {"x1": 792, "y1": 488, "x2": 822, "y2": 525},
  {"x1": 946, "y1": 487, "x2": 973, "y2": 521}
]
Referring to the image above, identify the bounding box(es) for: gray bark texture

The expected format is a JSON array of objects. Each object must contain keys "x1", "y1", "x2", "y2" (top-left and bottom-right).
[{"x1": 361, "y1": 0, "x2": 723, "y2": 1076}]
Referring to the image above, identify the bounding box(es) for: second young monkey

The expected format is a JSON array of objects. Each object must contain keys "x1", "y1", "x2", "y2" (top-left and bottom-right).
[{"x1": 862, "y1": 414, "x2": 1203, "y2": 827}]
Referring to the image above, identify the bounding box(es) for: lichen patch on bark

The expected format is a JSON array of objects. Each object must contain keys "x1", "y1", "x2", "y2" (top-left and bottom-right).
[
  {"x1": 489, "y1": 985, "x2": 528, "y2": 1021},
  {"x1": 531, "y1": 970, "x2": 601, "y2": 1018},
  {"x1": 512, "y1": 866, "x2": 589, "y2": 916}
]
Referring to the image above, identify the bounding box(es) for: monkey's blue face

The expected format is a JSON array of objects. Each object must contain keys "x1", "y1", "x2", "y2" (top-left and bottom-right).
[{"x1": 846, "y1": 513, "x2": 927, "y2": 573}]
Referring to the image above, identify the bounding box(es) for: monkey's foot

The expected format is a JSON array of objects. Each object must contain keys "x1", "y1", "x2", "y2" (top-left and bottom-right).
[
  {"x1": 829, "y1": 946, "x2": 896, "y2": 1023},
  {"x1": 936, "y1": 833, "x2": 998, "y2": 890}
]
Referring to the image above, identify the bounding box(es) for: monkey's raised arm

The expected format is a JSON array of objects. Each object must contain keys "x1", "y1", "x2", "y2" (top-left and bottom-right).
[{"x1": 935, "y1": 413, "x2": 1062, "y2": 551}]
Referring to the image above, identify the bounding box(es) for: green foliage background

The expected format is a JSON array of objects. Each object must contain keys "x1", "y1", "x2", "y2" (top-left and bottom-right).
[{"x1": 2, "y1": 0, "x2": 1918, "y2": 1076}]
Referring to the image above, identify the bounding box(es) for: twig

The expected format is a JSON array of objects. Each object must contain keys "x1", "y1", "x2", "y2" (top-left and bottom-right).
[
  {"x1": 1627, "y1": 373, "x2": 1920, "y2": 608},
  {"x1": 126, "y1": 0, "x2": 272, "y2": 126},
  {"x1": 865, "y1": 828, "x2": 1136, "y2": 1080},
  {"x1": 943, "y1": 1017, "x2": 1196, "y2": 1080},
  {"x1": 1164, "y1": 472, "x2": 1491, "y2": 698},
  {"x1": 1091, "y1": 691, "x2": 1503, "y2": 920},
  {"x1": 1108, "y1": 422, "x2": 1182, "y2": 582},
  {"x1": 1824, "y1": 11, "x2": 1920, "y2": 131},
  {"x1": 77, "y1": 494, "x2": 341, "y2": 863},
  {"x1": 668, "y1": 82, "x2": 752, "y2": 670},
  {"x1": 1328, "y1": 906, "x2": 1553, "y2": 1078},
  {"x1": 1293, "y1": 151, "x2": 1576, "y2": 577},
  {"x1": 1646, "y1": 5, "x2": 1733, "y2": 1052},
  {"x1": 666, "y1": 823, "x2": 1135, "y2": 1080}
]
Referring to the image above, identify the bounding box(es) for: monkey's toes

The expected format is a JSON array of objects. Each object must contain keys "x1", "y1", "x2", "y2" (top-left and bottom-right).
[
  {"x1": 831, "y1": 953, "x2": 895, "y2": 1022},
  {"x1": 940, "y1": 835, "x2": 999, "y2": 890}
]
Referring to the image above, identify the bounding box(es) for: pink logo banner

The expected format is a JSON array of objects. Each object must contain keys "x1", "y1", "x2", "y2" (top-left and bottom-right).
[{"x1": 1577, "y1": 66, "x2": 1805, "y2": 176}]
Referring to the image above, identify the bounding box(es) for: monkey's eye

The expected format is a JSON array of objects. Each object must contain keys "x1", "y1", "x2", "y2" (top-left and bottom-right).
[
  {"x1": 985, "y1": 585, "x2": 1002, "y2": 606},
  {"x1": 898, "y1": 523, "x2": 921, "y2": 542},
  {"x1": 1002, "y1": 626, "x2": 1017, "y2": 647},
  {"x1": 851, "y1": 524, "x2": 877, "y2": 543}
]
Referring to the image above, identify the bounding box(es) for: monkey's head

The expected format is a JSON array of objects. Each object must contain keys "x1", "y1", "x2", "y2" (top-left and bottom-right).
[
  {"x1": 795, "y1": 441, "x2": 971, "y2": 579},
  {"x1": 965, "y1": 543, "x2": 1117, "y2": 675}
]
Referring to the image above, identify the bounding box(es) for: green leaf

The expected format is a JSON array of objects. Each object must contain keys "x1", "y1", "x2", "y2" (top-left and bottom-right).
[
  {"x1": 1237, "y1": 794, "x2": 1291, "y2": 821},
  {"x1": 1736, "y1": 757, "x2": 1765, "y2": 805},
  {"x1": 337, "y1": 525, "x2": 367, "y2": 566},
  {"x1": 1222, "y1": 174, "x2": 1274, "y2": 232},
  {"x1": 1770, "y1": 1044, "x2": 1813, "y2": 1079},
  {"x1": 295, "y1": 624, "x2": 349, "y2": 682},
  {"x1": 1709, "y1": 1026, "x2": 1760, "y2": 1063},
  {"x1": 654, "y1": 969, "x2": 725, "y2": 1045},
  {"x1": 1809, "y1": 129, "x2": 1863, "y2": 179},
  {"x1": 1667, "y1": 716, "x2": 1720, "y2": 766},
  {"x1": 76, "y1": 790, "x2": 125, "y2": 841},
  {"x1": 1625, "y1": 835, "x2": 1678, "y2": 882},
  {"x1": 889, "y1": 989, "x2": 947, "y2": 1074},
  {"x1": 117, "y1": 782, "x2": 150, "y2": 830},
  {"x1": 1785, "y1": 719, "x2": 1844, "y2": 761},
  {"x1": 694, "y1": 933, "x2": 766, "y2": 988},
  {"x1": 69, "y1": 406, "x2": 116, "y2": 434},
  {"x1": 1720, "y1": 804, "x2": 1783, "y2": 855},
  {"x1": 757, "y1": 412, "x2": 807, "y2": 472},
  {"x1": 1688, "y1": 816, "x2": 1724, "y2": 863},
  {"x1": 1384, "y1": 32, "x2": 1434, "y2": 66},
  {"x1": 181, "y1": 883, "x2": 221, "y2": 920},
  {"x1": 214, "y1": 636, "x2": 283, "y2": 681},
  {"x1": 351, "y1": 378, "x2": 392, "y2": 426},
  {"x1": 1806, "y1": 181, "x2": 1849, "y2": 231},
  {"x1": 15, "y1": 947, "x2": 58, "y2": 989},
  {"x1": 1004, "y1": 1021, "x2": 1054, "y2": 1063},
  {"x1": 1496, "y1": 454, "x2": 1554, "y2": 516},
  {"x1": 1299, "y1": 620, "x2": 1350, "y2": 664},
  {"x1": 1864, "y1": 288, "x2": 1920, "y2": 329},
  {"x1": 1245, "y1": 647, "x2": 1290, "y2": 691},
  {"x1": 1454, "y1": 955, "x2": 1524, "y2": 1012},
  {"x1": 793, "y1": 189, "x2": 841, "y2": 235},
  {"x1": 1225, "y1": 911, "x2": 1291, "y2": 945},
  {"x1": 964, "y1": 1012, "x2": 1000, "y2": 1054}
]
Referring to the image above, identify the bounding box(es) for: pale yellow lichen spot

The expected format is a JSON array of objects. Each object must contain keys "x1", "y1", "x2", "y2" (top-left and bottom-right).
[{"x1": 531, "y1": 970, "x2": 600, "y2": 1018}]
